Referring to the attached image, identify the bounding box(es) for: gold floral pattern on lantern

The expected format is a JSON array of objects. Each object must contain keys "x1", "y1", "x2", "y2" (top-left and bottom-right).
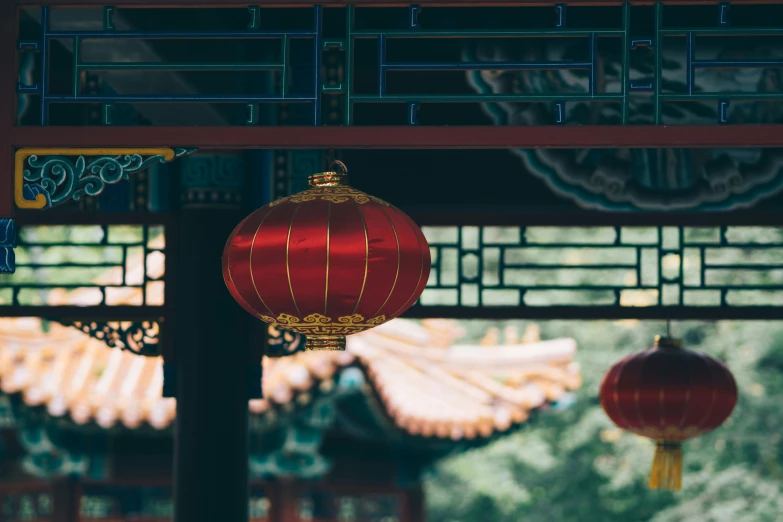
[
  {"x1": 224, "y1": 163, "x2": 429, "y2": 351},
  {"x1": 268, "y1": 187, "x2": 390, "y2": 207},
  {"x1": 259, "y1": 312, "x2": 387, "y2": 335}
]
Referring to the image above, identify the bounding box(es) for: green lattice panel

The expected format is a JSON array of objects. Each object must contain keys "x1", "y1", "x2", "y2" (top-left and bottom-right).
[
  {"x1": 0, "y1": 224, "x2": 166, "y2": 307},
  {"x1": 419, "y1": 225, "x2": 783, "y2": 309}
]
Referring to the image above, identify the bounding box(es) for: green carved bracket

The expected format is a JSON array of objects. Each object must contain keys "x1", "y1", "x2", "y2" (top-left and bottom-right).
[{"x1": 15, "y1": 147, "x2": 196, "y2": 210}]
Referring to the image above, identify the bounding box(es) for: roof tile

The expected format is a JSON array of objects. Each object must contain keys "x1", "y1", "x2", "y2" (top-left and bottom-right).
[{"x1": 0, "y1": 317, "x2": 580, "y2": 439}]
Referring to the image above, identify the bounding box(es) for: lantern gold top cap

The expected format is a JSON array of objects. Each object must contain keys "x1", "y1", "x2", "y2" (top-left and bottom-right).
[
  {"x1": 654, "y1": 336, "x2": 682, "y2": 349},
  {"x1": 308, "y1": 172, "x2": 348, "y2": 188},
  {"x1": 309, "y1": 160, "x2": 349, "y2": 188}
]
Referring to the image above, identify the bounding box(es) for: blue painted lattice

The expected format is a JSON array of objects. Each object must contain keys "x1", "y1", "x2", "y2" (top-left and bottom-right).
[
  {"x1": 18, "y1": 6, "x2": 323, "y2": 125},
  {"x1": 0, "y1": 219, "x2": 17, "y2": 274},
  {"x1": 15, "y1": 3, "x2": 783, "y2": 126}
]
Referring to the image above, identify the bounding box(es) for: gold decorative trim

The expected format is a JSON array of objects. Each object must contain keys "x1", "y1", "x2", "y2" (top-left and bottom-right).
[
  {"x1": 260, "y1": 312, "x2": 386, "y2": 336},
  {"x1": 351, "y1": 199, "x2": 370, "y2": 315},
  {"x1": 610, "y1": 361, "x2": 632, "y2": 428},
  {"x1": 324, "y1": 202, "x2": 332, "y2": 315},
  {"x1": 654, "y1": 336, "x2": 682, "y2": 349},
  {"x1": 14, "y1": 147, "x2": 180, "y2": 209},
  {"x1": 309, "y1": 172, "x2": 348, "y2": 188},
  {"x1": 285, "y1": 204, "x2": 303, "y2": 316},
  {"x1": 248, "y1": 207, "x2": 278, "y2": 317},
  {"x1": 269, "y1": 187, "x2": 390, "y2": 207},
  {"x1": 631, "y1": 425, "x2": 703, "y2": 440},
  {"x1": 372, "y1": 205, "x2": 401, "y2": 317},
  {"x1": 305, "y1": 335, "x2": 347, "y2": 351},
  {"x1": 390, "y1": 216, "x2": 427, "y2": 318}
]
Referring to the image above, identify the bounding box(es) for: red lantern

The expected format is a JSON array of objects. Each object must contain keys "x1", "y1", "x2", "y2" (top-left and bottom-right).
[
  {"x1": 599, "y1": 336, "x2": 738, "y2": 491},
  {"x1": 223, "y1": 163, "x2": 430, "y2": 351}
]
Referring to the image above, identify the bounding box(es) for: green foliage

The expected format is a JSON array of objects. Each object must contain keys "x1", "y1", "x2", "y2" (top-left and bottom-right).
[{"x1": 425, "y1": 320, "x2": 783, "y2": 522}]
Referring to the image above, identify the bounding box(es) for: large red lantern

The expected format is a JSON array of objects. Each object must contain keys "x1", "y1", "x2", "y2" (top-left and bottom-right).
[
  {"x1": 223, "y1": 162, "x2": 430, "y2": 351},
  {"x1": 599, "y1": 336, "x2": 738, "y2": 491}
]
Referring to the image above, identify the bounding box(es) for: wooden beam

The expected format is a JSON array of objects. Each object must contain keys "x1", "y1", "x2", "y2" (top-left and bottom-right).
[
  {"x1": 50, "y1": 478, "x2": 80, "y2": 522},
  {"x1": 406, "y1": 211, "x2": 783, "y2": 227},
  {"x1": 13, "y1": 211, "x2": 173, "y2": 226},
  {"x1": 13, "y1": 210, "x2": 783, "y2": 228},
  {"x1": 402, "y1": 306, "x2": 783, "y2": 321},
  {"x1": 0, "y1": 305, "x2": 167, "y2": 319},
  {"x1": 267, "y1": 481, "x2": 300, "y2": 522},
  {"x1": 405, "y1": 487, "x2": 426, "y2": 522},
  {"x1": 13, "y1": 0, "x2": 780, "y2": 6},
  {"x1": 5, "y1": 302, "x2": 779, "y2": 322},
  {"x1": 11, "y1": 125, "x2": 783, "y2": 150}
]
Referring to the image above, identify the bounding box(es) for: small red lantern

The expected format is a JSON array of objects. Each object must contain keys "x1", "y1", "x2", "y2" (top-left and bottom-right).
[
  {"x1": 599, "y1": 336, "x2": 738, "y2": 491},
  {"x1": 223, "y1": 162, "x2": 430, "y2": 351}
]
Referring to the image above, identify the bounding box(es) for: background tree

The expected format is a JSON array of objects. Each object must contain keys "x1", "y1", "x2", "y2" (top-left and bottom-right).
[{"x1": 425, "y1": 320, "x2": 783, "y2": 522}]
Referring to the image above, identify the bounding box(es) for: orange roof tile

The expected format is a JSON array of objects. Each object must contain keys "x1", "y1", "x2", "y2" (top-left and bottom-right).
[{"x1": 0, "y1": 317, "x2": 580, "y2": 440}]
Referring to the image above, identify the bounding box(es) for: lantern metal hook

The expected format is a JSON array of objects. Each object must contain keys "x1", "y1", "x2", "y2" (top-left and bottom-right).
[
  {"x1": 330, "y1": 160, "x2": 348, "y2": 174},
  {"x1": 325, "y1": 149, "x2": 348, "y2": 174}
]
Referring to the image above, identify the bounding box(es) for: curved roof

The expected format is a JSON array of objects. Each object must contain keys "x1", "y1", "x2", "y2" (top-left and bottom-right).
[{"x1": 0, "y1": 317, "x2": 580, "y2": 441}]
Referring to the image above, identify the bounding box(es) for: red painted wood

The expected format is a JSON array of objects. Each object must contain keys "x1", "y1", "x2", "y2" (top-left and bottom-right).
[
  {"x1": 10, "y1": 125, "x2": 783, "y2": 150},
  {"x1": 0, "y1": 483, "x2": 51, "y2": 495},
  {"x1": 405, "y1": 487, "x2": 426, "y2": 522},
  {"x1": 2, "y1": 304, "x2": 778, "y2": 321},
  {"x1": 50, "y1": 479, "x2": 80, "y2": 522},
  {"x1": 0, "y1": 2, "x2": 16, "y2": 217},
  {"x1": 14, "y1": 211, "x2": 173, "y2": 225},
  {"x1": 13, "y1": 210, "x2": 783, "y2": 228},
  {"x1": 405, "y1": 211, "x2": 783, "y2": 227},
  {"x1": 12, "y1": 0, "x2": 778, "y2": 6},
  {"x1": 267, "y1": 482, "x2": 299, "y2": 522},
  {"x1": 0, "y1": 305, "x2": 168, "y2": 318}
]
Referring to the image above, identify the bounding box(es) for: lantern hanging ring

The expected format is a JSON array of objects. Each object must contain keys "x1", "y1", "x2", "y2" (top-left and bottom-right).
[
  {"x1": 313, "y1": 150, "x2": 349, "y2": 188},
  {"x1": 330, "y1": 159, "x2": 348, "y2": 174},
  {"x1": 325, "y1": 149, "x2": 348, "y2": 174}
]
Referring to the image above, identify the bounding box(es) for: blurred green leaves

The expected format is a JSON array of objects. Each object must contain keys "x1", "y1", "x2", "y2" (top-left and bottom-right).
[{"x1": 425, "y1": 320, "x2": 783, "y2": 522}]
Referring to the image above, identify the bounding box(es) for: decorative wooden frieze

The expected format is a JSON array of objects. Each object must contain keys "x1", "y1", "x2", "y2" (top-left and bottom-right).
[
  {"x1": 61, "y1": 319, "x2": 161, "y2": 357},
  {"x1": 179, "y1": 153, "x2": 246, "y2": 209}
]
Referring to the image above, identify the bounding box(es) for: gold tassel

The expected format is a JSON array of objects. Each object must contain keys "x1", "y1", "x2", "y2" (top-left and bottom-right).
[{"x1": 648, "y1": 441, "x2": 682, "y2": 491}]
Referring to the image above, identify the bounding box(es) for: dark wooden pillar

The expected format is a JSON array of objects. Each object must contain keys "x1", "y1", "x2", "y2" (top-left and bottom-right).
[
  {"x1": 0, "y1": 0, "x2": 15, "y2": 218},
  {"x1": 51, "y1": 478, "x2": 80, "y2": 522},
  {"x1": 0, "y1": 1, "x2": 17, "y2": 275},
  {"x1": 405, "y1": 486, "x2": 426, "y2": 522},
  {"x1": 173, "y1": 153, "x2": 252, "y2": 522}
]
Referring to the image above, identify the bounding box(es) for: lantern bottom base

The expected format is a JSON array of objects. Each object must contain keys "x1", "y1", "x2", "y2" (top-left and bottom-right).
[{"x1": 305, "y1": 335, "x2": 346, "y2": 351}]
